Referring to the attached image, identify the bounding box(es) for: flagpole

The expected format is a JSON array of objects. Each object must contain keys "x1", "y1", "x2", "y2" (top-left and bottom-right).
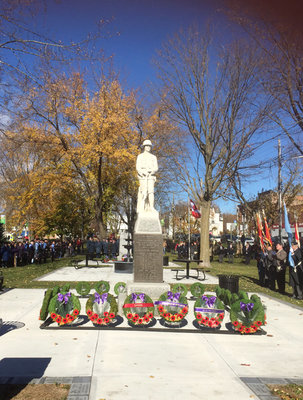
[{"x1": 188, "y1": 197, "x2": 191, "y2": 260}]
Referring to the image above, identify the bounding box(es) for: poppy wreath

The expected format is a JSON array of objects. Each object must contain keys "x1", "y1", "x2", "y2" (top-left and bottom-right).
[
  {"x1": 86, "y1": 292, "x2": 118, "y2": 326},
  {"x1": 155, "y1": 291, "x2": 188, "y2": 323},
  {"x1": 114, "y1": 281, "x2": 127, "y2": 296},
  {"x1": 194, "y1": 295, "x2": 225, "y2": 328},
  {"x1": 123, "y1": 292, "x2": 154, "y2": 326},
  {"x1": 229, "y1": 295, "x2": 266, "y2": 334},
  {"x1": 48, "y1": 292, "x2": 81, "y2": 326}
]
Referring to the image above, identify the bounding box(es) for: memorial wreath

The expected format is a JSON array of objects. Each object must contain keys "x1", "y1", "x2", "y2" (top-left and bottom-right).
[
  {"x1": 155, "y1": 291, "x2": 188, "y2": 323},
  {"x1": 86, "y1": 292, "x2": 118, "y2": 326},
  {"x1": 229, "y1": 295, "x2": 266, "y2": 334},
  {"x1": 194, "y1": 294, "x2": 225, "y2": 328},
  {"x1": 123, "y1": 292, "x2": 154, "y2": 326},
  {"x1": 49, "y1": 292, "x2": 81, "y2": 326}
]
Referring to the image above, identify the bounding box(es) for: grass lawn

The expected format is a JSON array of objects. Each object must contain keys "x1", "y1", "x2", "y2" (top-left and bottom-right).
[
  {"x1": 167, "y1": 253, "x2": 303, "y2": 308},
  {"x1": 1, "y1": 253, "x2": 303, "y2": 308}
]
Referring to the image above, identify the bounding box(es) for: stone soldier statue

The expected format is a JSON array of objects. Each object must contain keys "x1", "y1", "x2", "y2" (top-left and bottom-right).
[{"x1": 136, "y1": 139, "x2": 158, "y2": 213}]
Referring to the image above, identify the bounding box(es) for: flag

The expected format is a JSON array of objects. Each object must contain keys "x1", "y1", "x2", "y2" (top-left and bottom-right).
[
  {"x1": 284, "y1": 203, "x2": 295, "y2": 268},
  {"x1": 256, "y1": 213, "x2": 265, "y2": 252},
  {"x1": 190, "y1": 199, "x2": 201, "y2": 219},
  {"x1": 263, "y1": 213, "x2": 272, "y2": 246},
  {"x1": 294, "y1": 219, "x2": 300, "y2": 248}
]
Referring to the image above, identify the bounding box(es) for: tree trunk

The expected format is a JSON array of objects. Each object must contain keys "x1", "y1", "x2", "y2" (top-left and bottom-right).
[{"x1": 199, "y1": 200, "x2": 211, "y2": 268}]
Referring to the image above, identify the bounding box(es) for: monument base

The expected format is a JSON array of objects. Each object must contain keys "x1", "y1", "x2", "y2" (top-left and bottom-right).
[
  {"x1": 127, "y1": 282, "x2": 170, "y2": 301},
  {"x1": 133, "y1": 232, "x2": 163, "y2": 282}
]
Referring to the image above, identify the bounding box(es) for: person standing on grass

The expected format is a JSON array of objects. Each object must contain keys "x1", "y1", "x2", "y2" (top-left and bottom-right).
[
  {"x1": 226, "y1": 242, "x2": 234, "y2": 264},
  {"x1": 275, "y1": 241, "x2": 287, "y2": 294},
  {"x1": 244, "y1": 242, "x2": 252, "y2": 265},
  {"x1": 218, "y1": 242, "x2": 225, "y2": 263},
  {"x1": 289, "y1": 241, "x2": 303, "y2": 299}
]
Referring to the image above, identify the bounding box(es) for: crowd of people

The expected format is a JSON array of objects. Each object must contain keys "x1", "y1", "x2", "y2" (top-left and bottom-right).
[
  {"x1": 0, "y1": 235, "x2": 120, "y2": 268},
  {"x1": 257, "y1": 240, "x2": 303, "y2": 299},
  {"x1": 0, "y1": 238, "x2": 85, "y2": 268}
]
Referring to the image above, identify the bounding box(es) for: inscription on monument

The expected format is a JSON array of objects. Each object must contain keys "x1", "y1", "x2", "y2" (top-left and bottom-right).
[{"x1": 134, "y1": 233, "x2": 163, "y2": 283}]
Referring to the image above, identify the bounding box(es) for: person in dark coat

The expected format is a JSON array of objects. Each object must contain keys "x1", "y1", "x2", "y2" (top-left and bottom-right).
[
  {"x1": 218, "y1": 242, "x2": 225, "y2": 263},
  {"x1": 226, "y1": 242, "x2": 234, "y2": 264},
  {"x1": 265, "y1": 244, "x2": 276, "y2": 290},
  {"x1": 289, "y1": 241, "x2": 303, "y2": 299},
  {"x1": 1, "y1": 243, "x2": 11, "y2": 268},
  {"x1": 244, "y1": 243, "x2": 252, "y2": 264},
  {"x1": 275, "y1": 241, "x2": 287, "y2": 294},
  {"x1": 86, "y1": 237, "x2": 95, "y2": 260}
]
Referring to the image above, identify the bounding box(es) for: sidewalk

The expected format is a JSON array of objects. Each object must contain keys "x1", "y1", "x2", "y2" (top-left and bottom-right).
[{"x1": 0, "y1": 265, "x2": 303, "y2": 400}]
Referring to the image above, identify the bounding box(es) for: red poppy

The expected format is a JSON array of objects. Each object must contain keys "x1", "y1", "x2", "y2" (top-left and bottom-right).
[
  {"x1": 109, "y1": 313, "x2": 115, "y2": 319},
  {"x1": 196, "y1": 314, "x2": 202, "y2": 320},
  {"x1": 177, "y1": 313, "x2": 183, "y2": 319},
  {"x1": 134, "y1": 314, "x2": 139, "y2": 319},
  {"x1": 233, "y1": 321, "x2": 239, "y2": 327},
  {"x1": 143, "y1": 316, "x2": 150, "y2": 322},
  {"x1": 62, "y1": 318, "x2": 68, "y2": 324},
  {"x1": 93, "y1": 313, "x2": 98, "y2": 319},
  {"x1": 166, "y1": 313, "x2": 171, "y2": 318},
  {"x1": 87, "y1": 310, "x2": 93, "y2": 316},
  {"x1": 208, "y1": 321, "x2": 213, "y2": 328},
  {"x1": 158, "y1": 306, "x2": 164, "y2": 312},
  {"x1": 132, "y1": 317, "x2": 137, "y2": 323},
  {"x1": 204, "y1": 316, "x2": 209, "y2": 322},
  {"x1": 68, "y1": 315, "x2": 74, "y2": 321},
  {"x1": 171, "y1": 315, "x2": 176, "y2": 321},
  {"x1": 214, "y1": 321, "x2": 219, "y2": 326},
  {"x1": 91, "y1": 314, "x2": 97, "y2": 320},
  {"x1": 138, "y1": 318, "x2": 143, "y2": 324},
  {"x1": 133, "y1": 315, "x2": 139, "y2": 321},
  {"x1": 256, "y1": 321, "x2": 262, "y2": 327},
  {"x1": 127, "y1": 313, "x2": 133, "y2": 319},
  {"x1": 148, "y1": 312, "x2": 153, "y2": 319},
  {"x1": 56, "y1": 316, "x2": 62, "y2": 323},
  {"x1": 73, "y1": 309, "x2": 79, "y2": 316},
  {"x1": 104, "y1": 317, "x2": 110, "y2": 324},
  {"x1": 219, "y1": 313, "x2": 224, "y2": 320},
  {"x1": 96, "y1": 318, "x2": 102, "y2": 324},
  {"x1": 238, "y1": 326, "x2": 244, "y2": 332},
  {"x1": 51, "y1": 313, "x2": 57, "y2": 320},
  {"x1": 66, "y1": 313, "x2": 71, "y2": 319},
  {"x1": 245, "y1": 328, "x2": 251, "y2": 333},
  {"x1": 210, "y1": 318, "x2": 215, "y2": 322},
  {"x1": 104, "y1": 312, "x2": 109, "y2": 317},
  {"x1": 181, "y1": 307, "x2": 188, "y2": 314}
]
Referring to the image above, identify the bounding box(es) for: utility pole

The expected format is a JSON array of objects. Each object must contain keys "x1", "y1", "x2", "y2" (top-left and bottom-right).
[{"x1": 278, "y1": 139, "x2": 282, "y2": 242}]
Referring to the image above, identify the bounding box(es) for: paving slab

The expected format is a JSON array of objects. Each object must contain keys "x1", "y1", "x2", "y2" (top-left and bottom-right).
[
  {"x1": 36, "y1": 262, "x2": 219, "y2": 285},
  {"x1": 0, "y1": 268, "x2": 303, "y2": 400}
]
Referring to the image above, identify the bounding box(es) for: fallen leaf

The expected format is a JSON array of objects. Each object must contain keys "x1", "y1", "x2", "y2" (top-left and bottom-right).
[
  {"x1": 73, "y1": 338, "x2": 78, "y2": 340},
  {"x1": 240, "y1": 364, "x2": 251, "y2": 366},
  {"x1": 150, "y1": 376, "x2": 155, "y2": 378},
  {"x1": 267, "y1": 334, "x2": 273, "y2": 337},
  {"x1": 87, "y1": 355, "x2": 91, "y2": 358},
  {"x1": 54, "y1": 343, "x2": 58, "y2": 346}
]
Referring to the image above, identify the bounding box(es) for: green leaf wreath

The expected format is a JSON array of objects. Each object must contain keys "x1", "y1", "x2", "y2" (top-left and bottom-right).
[
  {"x1": 155, "y1": 291, "x2": 188, "y2": 324},
  {"x1": 123, "y1": 292, "x2": 154, "y2": 326},
  {"x1": 229, "y1": 295, "x2": 266, "y2": 334},
  {"x1": 114, "y1": 282, "x2": 127, "y2": 296},
  {"x1": 194, "y1": 294, "x2": 225, "y2": 328},
  {"x1": 86, "y1": 292, "x2": 118, "y2": 326},
  {"x1": 49, "y1": 292, "x2": 81, "y2": 326},
  {"x1": 94, "y1": 280, "x2": 110, "y2": 294}
]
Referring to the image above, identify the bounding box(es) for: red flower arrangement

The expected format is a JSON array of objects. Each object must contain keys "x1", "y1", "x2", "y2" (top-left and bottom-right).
[
  {"x1": 156, "y1": 292, "x2": 189, "y2": 324},
  {"x1": 194, "y1": 295, "x2": 225, "y2": 329},
  {"x1": 123, "y1": 293, "x2": 155, "y2": 326},
  {"x1": 86, "y1": 292, "x2": 118, "y2": 326},
  {"x1": 50, "y1": 308, "x2": 80, "y2": 326}
]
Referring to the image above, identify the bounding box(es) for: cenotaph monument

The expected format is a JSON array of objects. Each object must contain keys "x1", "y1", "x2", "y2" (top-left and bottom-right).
[{"x1": 128, "y1": 140, "x2": 169, "y2": 297}]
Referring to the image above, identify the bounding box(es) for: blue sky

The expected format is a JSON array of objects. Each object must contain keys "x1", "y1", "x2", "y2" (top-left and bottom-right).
[{"x1": 29, "y1": 0, "x2": 292, "y2": 214}]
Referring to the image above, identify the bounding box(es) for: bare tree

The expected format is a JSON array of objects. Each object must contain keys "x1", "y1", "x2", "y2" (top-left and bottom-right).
[{"x1": 155, "y1": 26, "x2": 270, "y2": 267}]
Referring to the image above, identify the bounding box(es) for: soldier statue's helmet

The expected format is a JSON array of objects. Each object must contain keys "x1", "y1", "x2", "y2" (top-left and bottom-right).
[{"x1": 142, "y1": 139, "x2": 152, "y2": 147}]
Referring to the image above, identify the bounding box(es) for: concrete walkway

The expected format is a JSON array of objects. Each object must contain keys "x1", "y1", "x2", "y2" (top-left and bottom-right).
[{"x1": 1, "y1": 266, "x2": 303, "y2": 400}]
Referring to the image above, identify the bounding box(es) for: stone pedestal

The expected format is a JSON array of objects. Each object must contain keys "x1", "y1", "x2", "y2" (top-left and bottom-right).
[
  {"x1": 127, "y1": 282, "x2": 170, "y2": 301},
  {"x1": 133, "y1": 210, "x2": 163, "y2": 283}
]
